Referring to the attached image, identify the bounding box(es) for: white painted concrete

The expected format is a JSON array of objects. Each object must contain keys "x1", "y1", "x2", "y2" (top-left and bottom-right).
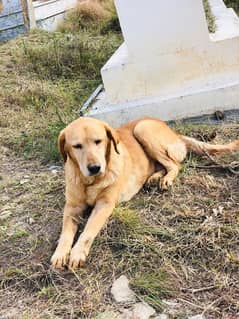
[
  {"x1": 115, "y1": 0, "x2": 209, "y2": 59},
  {"x1": 89, "y1": 0, "x2": 239, "y2": 125},
  {"x1": 89, "y1": 80, "x2": 239, "y2": 127},
  {"x1": 33, "y1": 0, "x2": 78, "y2": 31},
  {"x1": 209, "y1": 0, "x2": 239, "y2": 41},
  {"x1": 34, "y1": 0, "x2": 77, "y2": 21}
]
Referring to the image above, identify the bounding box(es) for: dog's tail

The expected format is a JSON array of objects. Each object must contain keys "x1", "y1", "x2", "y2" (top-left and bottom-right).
[{"x1": 180, "y1": 135, "x2": 239, "y2": 155}]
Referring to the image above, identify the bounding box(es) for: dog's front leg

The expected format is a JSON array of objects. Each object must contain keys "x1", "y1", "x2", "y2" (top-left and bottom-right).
[
  {"x1": 68, "y1": 198, "x2": 116, "y2": 270},
  {"x1": 51, "y1": 203, "x2": 86, "y2": 269}
]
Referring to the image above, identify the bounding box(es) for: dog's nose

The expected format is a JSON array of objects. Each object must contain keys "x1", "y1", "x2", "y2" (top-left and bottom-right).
[{"x1": 87, "y1": 164, "x2": 101, "y2": 175}]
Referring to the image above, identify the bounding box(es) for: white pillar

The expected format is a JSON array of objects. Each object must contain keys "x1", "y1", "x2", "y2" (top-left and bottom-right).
[{"x1": 89, "y1": 0, "x2": 239, "y2": 126}]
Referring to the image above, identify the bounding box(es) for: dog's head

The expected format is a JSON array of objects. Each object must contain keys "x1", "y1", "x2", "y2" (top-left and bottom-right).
[{"x1": 58, "y1": 117, "x2": 119, "y2": 177}]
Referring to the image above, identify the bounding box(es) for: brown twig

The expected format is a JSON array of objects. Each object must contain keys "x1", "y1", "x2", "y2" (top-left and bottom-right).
[
  {"x1": 192, "y1": 150, "x2": 239, "y2": 175},
  {"x1": 202, "y1": 296, "x2": 224, "y2": 316},
  {"x1": 181, "y1": 285, "x2": 217, "y2": 294}
]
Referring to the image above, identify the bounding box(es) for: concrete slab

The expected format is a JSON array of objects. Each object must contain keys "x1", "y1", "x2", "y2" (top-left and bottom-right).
[{"x1": 88, "y1": 80, "x2": 239, "y2": 127}]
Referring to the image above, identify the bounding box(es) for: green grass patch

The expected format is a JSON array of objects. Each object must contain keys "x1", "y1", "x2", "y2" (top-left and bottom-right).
[
  {"x1": 16, "y1": 121, "x2": 65, "y2": 163},
  {"x1": 131, "y1": 271, "x2": 175, "y2": 310},
  {"x1": 20, "y1": 32, "x2": 121, "y2": 81}
]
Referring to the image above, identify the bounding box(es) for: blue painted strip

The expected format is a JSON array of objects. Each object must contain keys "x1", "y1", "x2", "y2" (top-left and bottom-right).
[
  {"x1": 0, "y1": 25, "x2": 25, "y2": 42},
  {"x1": 1, "y1": 0, "x2": 22, "y2": 15},
  {"x1": 0, "y1": 13, "x2": 24, "y2": 30},
  {"x1": 0, "y1": 10, "x2": 22, "y2": 17}
]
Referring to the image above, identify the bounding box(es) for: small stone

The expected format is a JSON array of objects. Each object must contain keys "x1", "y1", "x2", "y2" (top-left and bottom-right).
[
  {"x1": 162, "y1": 299, "x2": 179, "y2": 308},
  {"x1": 0, "y1": 146, "x2": 10, "y2": 155},
  {"x1": 0, "y1": 210, "x2": 12, "y2": 220},
  {"x1": 28, "y1": 217, "x2": 35, "y2": 225},
  {"x1": 1, "y1": 195, "x2": 10, "y2": 201},
  {"x1": 212, "y1": 206, "x2": 224, "y2": 216},
  {"x1": 111, "y1": 275, "x2": 136, "y2": 303},
  {"x1": 20, "y1": 179, "x2": 29, "y2": 185},
  {"x1": 161, "y1": 299, "x2": 181, "y2": 316},
  {"x1": 155, "y1": 315, "x2": 168, "y2": 319},
  {"x1": 95, "y1": 311, "x2": 119, "y2": 319},
  {"x1": 48, "y1": 165, "x2": 62, "y2": 171},
  {"x1": 132, "y1": 302, "x2": 156, "y2": 319},
  {"x1": 118, "y1": 309, "x2": 133, "y2": 319},
  {"x1": 188, "y1": 315, "x2": 206, "y2": 319}
]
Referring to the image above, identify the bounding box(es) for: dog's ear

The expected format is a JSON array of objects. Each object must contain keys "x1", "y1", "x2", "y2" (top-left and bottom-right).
[
  {"x1": 58, "y1": 129, "x2": 67, "y2": 162},
  {"x1": 105, "y1": 125, "x2": 120, "y2": 154}
]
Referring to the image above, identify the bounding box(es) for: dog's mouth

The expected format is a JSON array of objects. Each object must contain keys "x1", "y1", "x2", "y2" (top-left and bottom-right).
[{"x1": 88, "y1": 171, "x2": 102, "y2": 177}]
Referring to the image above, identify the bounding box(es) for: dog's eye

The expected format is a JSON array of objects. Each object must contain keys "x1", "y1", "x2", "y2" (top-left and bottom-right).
[
  {"x1": 73, "y1": 143, "x2": 82, "y2": 149},
  {"x1": 95, "y1": 139, "x2": 102, "y2": 145}
]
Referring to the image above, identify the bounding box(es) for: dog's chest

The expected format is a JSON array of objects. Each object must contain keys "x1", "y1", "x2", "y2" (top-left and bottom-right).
[
  {"x1": 85, "y1": 177, "x2": 112, "y2": 206},
  {"x1": 85, "y1": 185, "x2": 101, "y2": 206},
  {"x1": 119, "y1": 173, "x2": 146, "y2": 202}
]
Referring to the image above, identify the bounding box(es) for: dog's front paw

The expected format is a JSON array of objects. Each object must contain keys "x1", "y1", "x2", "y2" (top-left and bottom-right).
[
  {"x1": 68, "y1": 246, "x2": 87, "y2": 270},
  {"x1": 51, "y1": 248, "x2": 70, "y2": 269}
]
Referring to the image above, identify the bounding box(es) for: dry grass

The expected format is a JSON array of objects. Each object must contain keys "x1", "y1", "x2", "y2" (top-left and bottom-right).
[{"x1": 58, "y1": 0, "x2": 120, "y2": 34}]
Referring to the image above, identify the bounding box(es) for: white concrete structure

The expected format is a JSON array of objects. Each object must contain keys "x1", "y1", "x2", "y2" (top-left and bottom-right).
[
  {"x1": 33, "y1": 0, "x2": 78, "y2": 31},
  {"x1": 89, "y1": 0, "x2": 239, "y2": 127}
]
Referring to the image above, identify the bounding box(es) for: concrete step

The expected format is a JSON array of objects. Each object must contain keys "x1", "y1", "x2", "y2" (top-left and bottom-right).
[{"x1": 209, "y1": 0, "x2": 239, "y2": 41}]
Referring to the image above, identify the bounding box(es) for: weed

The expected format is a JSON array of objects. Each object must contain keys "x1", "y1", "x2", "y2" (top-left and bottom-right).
[
  {"x1": 203, "y1": 0, "x2": 216, "y2": 33},
  {"x1": 11, "y1": 227, "x2": 29, "y2": 240},
  {"x1": 131, "y1": 271, "x2": 175, "y2": 310},
  {"x1": 38, "y1": 286, "x2": 57, "y2": 298},
  {"x1": 21, "y1": 32, "x2": 121, "y2": 81},
  {"x1": 224, "y1": 0, "x2": 239, "y2": 14},
  {"x1": 58, "y1": 0, "x2": 121, "y2": 35},
  {"x1": 17, "y1": 121, "x2": 65, "y2": 163}
]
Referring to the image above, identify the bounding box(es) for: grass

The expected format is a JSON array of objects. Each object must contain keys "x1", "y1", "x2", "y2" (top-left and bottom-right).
[
  {"x1": 203, "y1": 0, "x2": 216, "y2": 33},
  {"x1": 0, "y1": 0, "x2": 122, "y2": 164},
  {"x1": 58, "y1": 0, "x2": 121, "y2": 35},
  {"x1": 224, "y1": 0, "x2": 239, "y2": 14},
  {"x1": 1, "y1": 0, "x2": 239, "y2": 318}
]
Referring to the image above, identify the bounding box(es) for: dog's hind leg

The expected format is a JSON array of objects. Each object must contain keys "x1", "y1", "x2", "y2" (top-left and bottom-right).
[
  {"x1": 134, "y1": 119, "x2": 187, "y2": 190},
  {"x1": 154, "y1": 153, "x2": 181, "y2": 190},
  {"x1": 147, "y1": 168, "x2": 166, "y2": 186}
]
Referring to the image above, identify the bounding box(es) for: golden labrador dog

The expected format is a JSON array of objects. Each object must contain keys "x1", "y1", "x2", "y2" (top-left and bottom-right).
[{"x1": 51, "y1": 117, "x2": 239, "y2": 270}]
